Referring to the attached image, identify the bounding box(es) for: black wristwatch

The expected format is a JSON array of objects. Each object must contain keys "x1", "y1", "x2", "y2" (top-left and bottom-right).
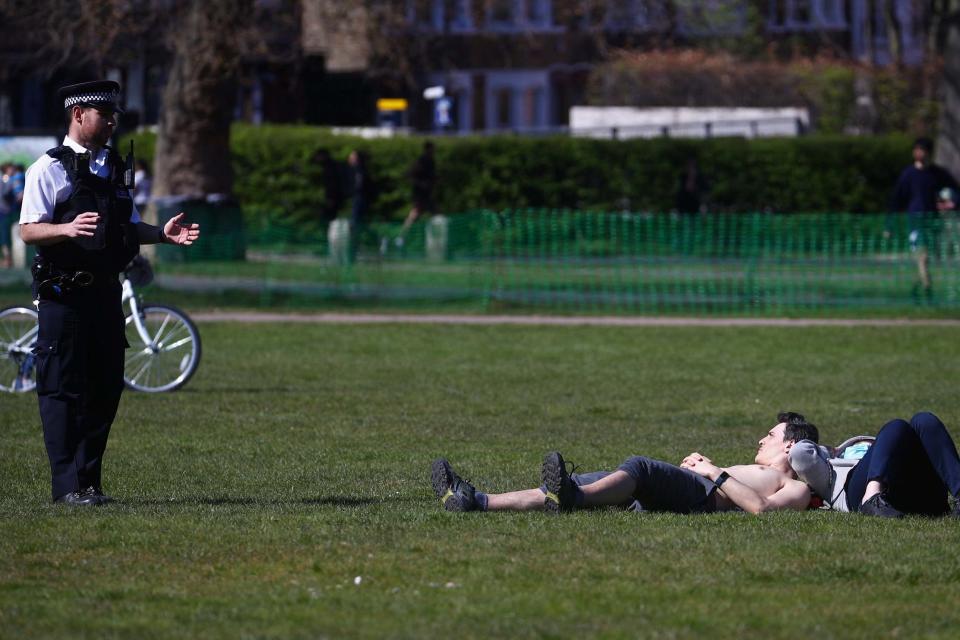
[
  {"x1": 157, "y1": 227, "x2": 166, "y2": 244},
  {"x1": 714, "y1": 471, "x2": 731, "y2": 488}
]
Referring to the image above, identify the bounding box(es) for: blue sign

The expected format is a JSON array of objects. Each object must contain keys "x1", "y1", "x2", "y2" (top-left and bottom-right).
[{"x1": 434, "y1": 97, "x2": 453, "y2": 129}]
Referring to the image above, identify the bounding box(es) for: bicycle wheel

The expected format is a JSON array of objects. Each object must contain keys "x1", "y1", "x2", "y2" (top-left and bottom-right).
[
  {"x1": 0, "y1": 306, "x2": 39, "y2": 393},
  {"x1": 124, "y1": 304, "x2": 202, "y2": 392}
]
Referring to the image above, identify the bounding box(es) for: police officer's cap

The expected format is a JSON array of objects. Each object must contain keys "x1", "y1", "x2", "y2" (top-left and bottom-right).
[{"x1": 58, "y1": 80, "x2": 124, "y2": 114}]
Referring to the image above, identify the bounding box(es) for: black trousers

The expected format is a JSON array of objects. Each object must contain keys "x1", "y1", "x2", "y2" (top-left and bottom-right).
[
  {"x1": 846, "y1": 412, "x2": 960, "y2": 515},
  {"x1": 542, "y1": 457, "x2": 718, "y2": 513},
  {"x1": 34, "y1": 279, "x2": 126, "y2": 500}
]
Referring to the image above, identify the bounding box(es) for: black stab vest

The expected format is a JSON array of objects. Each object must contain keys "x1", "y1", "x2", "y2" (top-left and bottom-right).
[{"x1": 39, "y1": 145, "x2": 139, "y2": 273}]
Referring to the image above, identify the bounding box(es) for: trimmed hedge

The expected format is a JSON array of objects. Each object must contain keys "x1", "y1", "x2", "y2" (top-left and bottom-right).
[{"x1": 121, "y1": 126, "x2": 912, "y2": 227}]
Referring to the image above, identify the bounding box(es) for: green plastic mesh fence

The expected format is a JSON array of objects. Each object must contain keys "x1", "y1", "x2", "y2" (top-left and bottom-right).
[{"x1": 148, "y1": 209, "x2": 960, "y2": 315}]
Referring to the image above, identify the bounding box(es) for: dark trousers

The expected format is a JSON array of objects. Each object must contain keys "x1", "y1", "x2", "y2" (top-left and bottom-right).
[
  {"x1": 35, "y1": 280, "x2": 126, "y2": 500},
  {"x1": 546, "y1": 456, "x2": 717, "y2": 513},
  {"x1": 616, "y1": 456, "x2": 717, "y2": 513},
  {"x1": 846, "y1": 412, "x2": 960, "y2": 515}
]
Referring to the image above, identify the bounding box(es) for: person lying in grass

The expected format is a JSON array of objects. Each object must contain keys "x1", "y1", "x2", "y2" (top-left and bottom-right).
[
  {"x1": 790, "y1": 411, "x2": 960, "y2": 518},
  {"x1": 431, "y1": 411, "x2": 820, "y2": 515}
]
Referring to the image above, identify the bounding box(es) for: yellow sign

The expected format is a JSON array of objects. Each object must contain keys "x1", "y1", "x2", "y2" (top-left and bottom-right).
[{"x1": 377, "y1": 98, "x2": 408, "y2": 111}]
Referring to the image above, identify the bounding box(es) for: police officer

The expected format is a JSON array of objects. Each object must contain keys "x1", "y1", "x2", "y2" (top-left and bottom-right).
[{"x1": 19, "y1": 80, "x2": 200, "y2": 506}]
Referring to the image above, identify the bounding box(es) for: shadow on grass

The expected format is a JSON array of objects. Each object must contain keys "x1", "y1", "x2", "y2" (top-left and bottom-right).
[
  {"x1": 122, "y1": 495, "x2": 394, "y2": 508},
  {"x1": 170, "y1": 387, "x2": 319, "y2": 394}
]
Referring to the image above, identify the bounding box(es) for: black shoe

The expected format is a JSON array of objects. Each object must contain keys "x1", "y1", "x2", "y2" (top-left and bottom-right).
[
  {"x1": 860, "y1": 493, "x2": 904, "y2": 518},
  {"x1": 53, "y1": 491, "x2": 100, "y2": 506},
  {"x1": 431, "y1": 458, "x2": 477, "y2": 512},
  {"x1": 542, "y1": 451, "x2": 576, "y2": 514},
  {"x1": 81, "y1": 487, "x2": 114, "y2": 505}
]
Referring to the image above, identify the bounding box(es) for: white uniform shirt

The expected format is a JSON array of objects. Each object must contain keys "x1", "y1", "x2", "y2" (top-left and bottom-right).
[{"x1": 19, "y1": 136, "x2": 141, "y2": 225}]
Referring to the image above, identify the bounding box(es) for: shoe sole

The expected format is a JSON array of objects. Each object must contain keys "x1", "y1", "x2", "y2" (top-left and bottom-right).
[
  {"x1": 53, "y1": 496, "x2": 100, "y2": 506},
  {"x1": 430, "y1": 458, "x2": 462, "y2": 512},
  {"x1": 542, "y1": 451, "x2": 567, "y2": 514},
  {"x1": 859, "y1": 496, "x2": 904, "y2": 518}
]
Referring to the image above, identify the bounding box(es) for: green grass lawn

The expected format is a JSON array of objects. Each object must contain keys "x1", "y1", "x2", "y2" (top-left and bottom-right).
[{"x1": 2, "y1": 322, "x2": 960, "y2": 638}]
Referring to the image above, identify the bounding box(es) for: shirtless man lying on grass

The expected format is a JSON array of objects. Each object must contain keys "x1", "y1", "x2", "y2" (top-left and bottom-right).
[{"x1": 431, "y1": 412, "x2": 820, "y2": 515}]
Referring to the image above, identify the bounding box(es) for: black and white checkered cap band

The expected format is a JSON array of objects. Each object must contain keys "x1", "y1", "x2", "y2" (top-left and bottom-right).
[{"x1": 64, "y1": 91, "x2": 118, "y2": 109}]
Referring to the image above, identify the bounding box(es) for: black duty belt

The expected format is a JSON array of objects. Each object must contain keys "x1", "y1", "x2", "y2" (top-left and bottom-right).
[
  {"x1": 35, "y1": 269, "x2": 118, "y2": 302},
  {"x1": 36, "y1": 270, "x2": 95, "y2": 301}
]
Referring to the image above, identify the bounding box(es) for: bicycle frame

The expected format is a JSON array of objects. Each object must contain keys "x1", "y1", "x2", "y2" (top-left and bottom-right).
[
  {"x1": 4, "y1": 264, "x2": 201, "y2": 394},
  {"x1": 12, "y1": 323, "x2": 38, "y2": 355},
  {"x1": 11, "y1": 278, "x2": 154, "y2": 359},
  {"x1": 10, "y1": 321, "x2": 38, "y2": 390},
  {"x1": 122, "y1": 278, "x2": 156, "y2": 348}
]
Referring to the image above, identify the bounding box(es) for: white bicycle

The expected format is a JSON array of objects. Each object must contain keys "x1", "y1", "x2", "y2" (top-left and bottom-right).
[{"x1": 0, "y1": 258, "x2": 201, "y2": 393}]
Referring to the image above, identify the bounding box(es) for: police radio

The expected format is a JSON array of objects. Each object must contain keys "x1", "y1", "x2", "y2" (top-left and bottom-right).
[{"x1": 124, "y1": 140, "x2": 135, "y2": 190}]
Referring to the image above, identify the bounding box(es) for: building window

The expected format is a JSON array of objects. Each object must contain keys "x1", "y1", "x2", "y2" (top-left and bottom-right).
[
  {"x1": 768, "y1": 0, "x2": 846, "y2": 31},
  {"x1": 486, "y1": 70, "x2": 551, "y2": 131},
  {"x1": 495, "y1": 87, "x2": 512, "y2": 129},
  {"x1": 522, "y1": 87, "x2": 544, "y2": 128},
  {"x1": 407, "y1": 0, "x2": 442, "y2": 30},
  {"x1": 605, "y1": 0, "x2": 661, "y2": 31},
  {"x1": 676, "y1": 0, "x2": 746, "y2": 36},
  {"x1": 407, "y1": 0, "x2": 477, "y2": 31},
  {"x1": 488, "y1": 0, "x2": 515, "y2": 26},
  {"x1": 523, "y1": 0, "x2": 551, "y2": 26},
  {"x1": 814, "y1": 0, "x2": 845, "y2": 27},
  {"x1": 486, "y1": 0, "x2": 553, "y2": 30},
  {"x1": 606, "y1": 0, "x2": 632, "y2": 27},
  {"x1": 449, "y1": 0, "x2": 474, "y2": 31}
]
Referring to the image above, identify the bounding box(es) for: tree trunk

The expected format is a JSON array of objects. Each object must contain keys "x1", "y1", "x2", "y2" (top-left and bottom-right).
[
  {"x1": 152, "y1": 0, "x2": 253, "y2": 198},
  {"x1": 936, "y1": 3, "x2": 960, "y2": 177},
  {"x1": 851, "y1": 0, "x2": 877, "y2": 133}
]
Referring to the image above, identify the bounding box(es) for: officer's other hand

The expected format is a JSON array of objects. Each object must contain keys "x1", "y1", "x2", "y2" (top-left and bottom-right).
[
  {"x1": 68, "y1": 212, "x2": 100, "y2": 237},
  {"x1": 163, "y1": 212, "x2": 201, "y2": 246}
]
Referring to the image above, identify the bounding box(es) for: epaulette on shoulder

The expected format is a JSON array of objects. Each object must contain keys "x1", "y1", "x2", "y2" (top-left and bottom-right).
[
  {"x1": 46, "y1": 145, "x2": 72, "y2": 160},
  {"x1": 45, "y1": 145, "x2": 88, "y2": 178}
]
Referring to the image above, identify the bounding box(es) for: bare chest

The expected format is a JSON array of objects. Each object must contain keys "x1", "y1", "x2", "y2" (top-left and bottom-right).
[{"x1": 724, "y1": 464, "x2": 786, "y2": 497}]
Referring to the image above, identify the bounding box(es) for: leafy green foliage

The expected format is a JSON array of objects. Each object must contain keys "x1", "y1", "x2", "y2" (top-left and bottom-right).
[{"x1": 121, "y1": 127, "x2": 912, "y2": 225}]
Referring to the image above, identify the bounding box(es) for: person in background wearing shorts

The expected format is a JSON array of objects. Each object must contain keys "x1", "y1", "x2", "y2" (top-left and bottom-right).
[{"x1": 890, "y1": 137, "x2": 959, "y2": 301}]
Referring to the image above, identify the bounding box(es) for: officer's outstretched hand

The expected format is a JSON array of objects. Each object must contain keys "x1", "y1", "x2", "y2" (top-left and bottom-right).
[{"x1": 163, "y1": 212, "x2": 201, "y2": 246}]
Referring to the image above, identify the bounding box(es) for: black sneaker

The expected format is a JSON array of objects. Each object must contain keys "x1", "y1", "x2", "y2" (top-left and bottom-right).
[
  {"x1": 542, "y1": 451, "x2": 576, "y2": 514},
  {"x1": 860, "y1": 493, "x2": 904, "y2": 518},
  {"x1": 81, "y1": 487, "x2": 114, "y2": 505},
  {"x1": 431, "y1": 459, "x2": 477, "y2": 512},
  {"x1": 53, "y1": 491, "x2": 99, "y2": 506}
]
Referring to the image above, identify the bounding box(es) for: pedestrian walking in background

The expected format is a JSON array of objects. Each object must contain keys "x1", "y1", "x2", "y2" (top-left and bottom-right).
[
  {"x1": 395, "y1": 141, "x2": 437, "y2": 249},
  {"x1": 890, "y1": 137, "x2": 959, "y2": 301},
  {"x1": 313, "y1": 148, "x2": 343, "y2": 225},
  {"x1": 133, "y1": 159, "x2": 152, "y2": 208},
  {"x1": 0, "y1": 163, "x2": 13, "y2": 268},
  {"x1": 347, "y1": 149, "x2": 374, "y2": 259},
  {"x1": 675, "y1": 157, "x2": 708, "y2": 215}
]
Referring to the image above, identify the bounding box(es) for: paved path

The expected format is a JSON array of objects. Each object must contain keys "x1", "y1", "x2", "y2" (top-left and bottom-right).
[{"x1": 192, "y1": 312, "x2": 960, "y2": 327}]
